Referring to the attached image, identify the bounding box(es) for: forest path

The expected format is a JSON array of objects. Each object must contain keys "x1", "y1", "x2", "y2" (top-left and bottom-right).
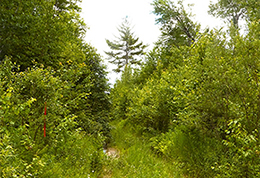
[
  {"x1": 103, "y1": 147, "x2": 120, "y2": 158},
  {"x1": 99, "y1": 120, "x2": 184, "y2": 178}
]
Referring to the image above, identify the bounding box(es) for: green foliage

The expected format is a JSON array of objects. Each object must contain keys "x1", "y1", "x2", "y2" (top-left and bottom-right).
[
  {"x1": 128, "y1": 68, "x2": 186, "y2": 133},
  {"x1": 110, "y1": 4, "x2": 260, "y2": 176},
  {"x1": 208, "y1": 0, "x2": 259, "y2": 27},
  {"x1": 150, "y1": 126, "x2": 220, "y2": 177},
  {"x1": 0, "y1": 54, "x2": 109, "y2": 176},
  {"x1": 133, "y1": 45, "x2": 186, "y2": 86},
  {"x1": 0, "y1": 60, "x2": 68, "y2": 176},
  {"x1": 0, "y1": 1, "x2": 110, "y2": 177},
  {"x1": 216, "y1": 119, "x2": 260, "y2": 177},
  {"x1": 3, "y1": 0, "x2": 260, "y2": 176},
  {"x1": 103, "y1": 120, "x2": 183, "y2": 178},
  {"x1": 42, "y1": 132, "x2": 105, "y2": 178},
  {"x1": 105, "y1": 18, "x2": 148, "y2": 73},
  {"x1": 58, "y1": 45, "x2": 110, "y2": 136},
  {"x1": 184, "y1": 24, "x2": 260, "y2": 136},
  {"x1": 0, "y1": 0, "x2": 86, "y2": 70},
  {"x1": 208, "y1": 0, "x2": 247, "y2": 28},
  {"x1": 110, "y1": 66, "x2": 134, "y2": 120},
  {"x1": 85, "y1": 44, "x2": 111, "y2": 137},
  {"x1": 152, "y1": 0, "x2": 200, "y2": 48}
]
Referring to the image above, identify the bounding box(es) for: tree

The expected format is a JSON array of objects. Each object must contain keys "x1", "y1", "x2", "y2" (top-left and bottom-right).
[
  {"x1": 110, "y1": 65, "x2": 134, "y2": 120},
  {"x1": 208, "y1": 0, "x2": 247, "y2": 28},
  {"x1": 63, "y1": 44, "x2": 111, "y2": 136},
  {"x1": 208, "y1": 0, "x2": 259, "y2": 28},
  {"x1": 0, "y1": 0, "x2": 86, "y2": 70},
  {"x1": 246, "y1": 0, "x2": 260, "y2": 21},
  {"x1": 105, "y1": 18, "x2": 147, "y2": 73},
  {"x1": 152, "y1": 0, "x2": 200, "y2": 48}
]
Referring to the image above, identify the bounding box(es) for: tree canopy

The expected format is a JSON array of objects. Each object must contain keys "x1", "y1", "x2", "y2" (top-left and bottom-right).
[
  {"x1": 208, "y1": 0, "x2": 247, "y2": 28},
  {"x1": 0, "y1": 0, "x2": 86, "y2": 70},
  {"x1": 208, "y1": 0, "x2": 260, "y2": 28},
  {"x1": 152, "y1": 0, "x2": 200, "y2": 48},
  {"x1": 0, "y1": 1, "x2": 110, "y2": 177},
  {"x1": 2, "y1": 0, "x2": 260, "y2": 177}
]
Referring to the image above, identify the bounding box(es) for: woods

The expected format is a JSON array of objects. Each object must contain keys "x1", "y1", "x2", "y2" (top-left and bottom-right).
[
  {"x1": 0, "y1": 0, "x2": 109, "y2": 177},
  {"x1": 109, "y1": 0, "x2": 260, "y2": 177},
  {"x1": 1, "y1": 0, "x2": 260, "y2": 177}
]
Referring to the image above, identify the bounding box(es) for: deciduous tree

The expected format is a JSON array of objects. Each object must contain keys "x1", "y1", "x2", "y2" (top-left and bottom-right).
[
  {"x1": 0, "y1": 0, "x2": 86, "y2": 70},
  {"x1": 152, "y1": 0, "x2": 200, "y2": 48},
  {"x1": 208, "y1": 0, "x2": 259, "y2": 28},
  {"x1": 208, "y1": 0, "x2": 247, "y2": 28}
]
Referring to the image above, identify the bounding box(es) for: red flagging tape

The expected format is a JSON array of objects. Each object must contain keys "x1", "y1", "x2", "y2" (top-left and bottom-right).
[
  {"x1": 44, "y1": 102, "x2": 47, "y2": 137},
  {"x1": 44, "y1": 121, "x2": 46, "y2": 137}
]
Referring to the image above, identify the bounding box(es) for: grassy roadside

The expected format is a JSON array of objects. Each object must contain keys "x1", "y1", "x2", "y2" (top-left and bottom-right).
[{"x1": 100, "y1": 120, "x2": 184, "y2": 178}]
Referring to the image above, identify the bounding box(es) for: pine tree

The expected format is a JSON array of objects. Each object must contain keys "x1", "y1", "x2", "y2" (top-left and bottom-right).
[{"x1": 105, "y1": 18, "x2": 147, "y2": 73}]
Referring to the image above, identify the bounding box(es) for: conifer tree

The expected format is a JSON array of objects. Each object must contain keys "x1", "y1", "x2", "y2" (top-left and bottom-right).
[{"x1": 105, "y1": 18, "x2": 147, "y2": 73}]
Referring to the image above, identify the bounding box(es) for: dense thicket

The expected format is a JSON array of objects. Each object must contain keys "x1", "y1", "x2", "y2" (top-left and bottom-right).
[
  {"x1": 2, "y1": 0, "x2": 260, "y2": 177},
  {"x1": 110, "y1": 0, "x2": 260, "y2": 177},
  {"x1": 0, "y1": 0, "x2": 85, "y2": 70},
  {"x1": 0, "y1": 0, "x2": 110, "y2": 177}
]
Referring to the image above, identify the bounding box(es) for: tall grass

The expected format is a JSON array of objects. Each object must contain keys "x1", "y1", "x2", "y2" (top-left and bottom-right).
[
  {"x1": 103, "y1": 120, "x2": 183, "y2": 178},
  {"x1": 150, "y1": 126, "x2": 222, "y2": 177}
]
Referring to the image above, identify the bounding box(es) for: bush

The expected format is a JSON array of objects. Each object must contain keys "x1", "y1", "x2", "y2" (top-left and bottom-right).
[
  {"x1": 0, "y1": 59, "x2": 108, "y2": 177},
  {"x1": 150, "y1": 126, "x2": 220, "y2": 177}
]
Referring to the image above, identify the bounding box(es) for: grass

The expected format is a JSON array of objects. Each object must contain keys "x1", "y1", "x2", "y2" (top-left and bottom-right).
[{"x1": 101, "y1": 119, "x2": 184, "y2": 178}]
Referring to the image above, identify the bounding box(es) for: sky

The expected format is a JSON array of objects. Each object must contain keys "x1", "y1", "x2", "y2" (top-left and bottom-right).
[{"x1": 80, "y1": 0, "x2": 224, "y2": 85}]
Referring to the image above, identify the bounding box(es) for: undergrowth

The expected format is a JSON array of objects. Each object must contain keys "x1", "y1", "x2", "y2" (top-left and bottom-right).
[{"x1": 102, "y1": 120, "x2": 184, "y2": 178}]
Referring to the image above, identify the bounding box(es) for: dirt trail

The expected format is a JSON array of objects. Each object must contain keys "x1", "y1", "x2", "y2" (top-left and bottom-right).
[
  {"x1": 104, "y1": 147, "x2": 119, "y2": 158},
  {"x1": 101, "y1": 147, "x2": 120, "y2": 178}
]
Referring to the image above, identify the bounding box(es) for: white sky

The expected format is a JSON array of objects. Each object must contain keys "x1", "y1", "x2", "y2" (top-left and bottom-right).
[{"x1": 80, "y1": 0, "x2": 224, "y2": 85}]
